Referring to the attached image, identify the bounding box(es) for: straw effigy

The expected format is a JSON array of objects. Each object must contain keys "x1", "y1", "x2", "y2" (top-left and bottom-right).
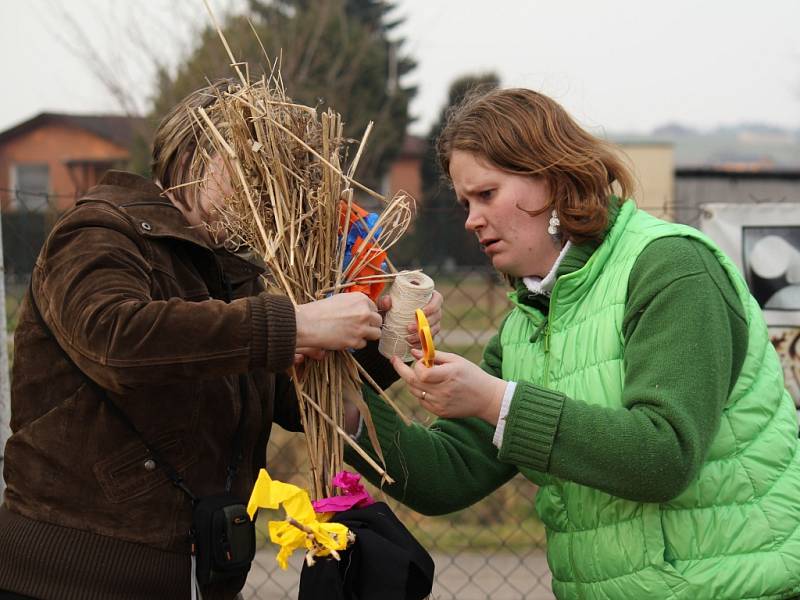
[{"x1": 185, "y1": 3, "x2": 416, "y2": 499}]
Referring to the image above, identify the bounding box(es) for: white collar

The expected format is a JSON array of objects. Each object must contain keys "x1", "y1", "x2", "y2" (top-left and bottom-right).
[{"x1": 522, "y1": 241, "x2": 572, "y2": 297}]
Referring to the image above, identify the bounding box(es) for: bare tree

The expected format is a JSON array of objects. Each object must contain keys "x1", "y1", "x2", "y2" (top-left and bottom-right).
[{"x1": 40, "y1": 0, "x2": 416, "y2": 188}]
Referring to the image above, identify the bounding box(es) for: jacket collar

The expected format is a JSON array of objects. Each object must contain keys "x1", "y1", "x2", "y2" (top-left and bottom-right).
[
  {"x1": 96, "y1": 170, "x2": 165, "y2": 196},
  {"x1": 81, "y1": 170, "x2": 209, "y2": 248},
  {"x1": 81, "y1": 171, "x2": 265, "y2": 282}
]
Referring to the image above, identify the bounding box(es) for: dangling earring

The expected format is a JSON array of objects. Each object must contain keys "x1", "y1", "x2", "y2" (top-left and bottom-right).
[{"x1": 547, "y1": 209, "x2": 561, "y2": 243}]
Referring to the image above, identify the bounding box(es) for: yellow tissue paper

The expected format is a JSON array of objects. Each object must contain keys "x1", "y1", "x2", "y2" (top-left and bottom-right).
[{"x1": 247, "y1": 468, "x2": 353, "y2": 569}]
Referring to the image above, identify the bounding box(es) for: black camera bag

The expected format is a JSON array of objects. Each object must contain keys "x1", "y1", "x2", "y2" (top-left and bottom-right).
[{"x1": 191, "y1": 493, "x2": 256, "y2": 585}]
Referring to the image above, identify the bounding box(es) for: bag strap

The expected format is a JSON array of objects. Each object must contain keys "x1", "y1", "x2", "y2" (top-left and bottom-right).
[
  {"x1": 224, "y1": 375, "x2": 247, "y2": 493},
  {"x1": 27, "y1": 275, "x2": 250, "y2": 502},
  {"x1": 222, "y1": 277, "x2": 247, "y2": 494},
  {"x1": 101, "y1": 391, "x2": 199, "y2": 502}
]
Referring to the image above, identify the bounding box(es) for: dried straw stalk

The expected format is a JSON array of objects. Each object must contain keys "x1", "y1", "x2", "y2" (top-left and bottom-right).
[{"x1": 189, "y1": 5, "x2": 415, "y2": 499}]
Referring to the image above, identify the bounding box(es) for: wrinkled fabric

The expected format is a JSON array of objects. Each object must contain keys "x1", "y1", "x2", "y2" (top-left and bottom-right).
[
  {"x1": 312, "y1": 471, "x2": 374, "y2": 514},
  {"x1": 502, "y1": 201, "x2": 800, "y2": 599},
  {"x1": 298, "y1": 502, "x2": 434, "y2": 600},
  {"x1": 1, "y1": 171, "x2": 300, "y2": 600}
]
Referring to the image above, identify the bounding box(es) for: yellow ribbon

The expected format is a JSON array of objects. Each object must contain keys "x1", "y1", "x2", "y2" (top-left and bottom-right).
[{"x1": 247, "y1": 469, "x2": 353, "y2": 569}]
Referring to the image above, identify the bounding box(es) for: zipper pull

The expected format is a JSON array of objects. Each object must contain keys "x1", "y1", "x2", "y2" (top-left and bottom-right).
[
  {"x1": 529, "y1": 318, "x2": 548, "y2": 343},
  {"x1": 544, "y1": 325, "x2": 551, "y2": 353}
]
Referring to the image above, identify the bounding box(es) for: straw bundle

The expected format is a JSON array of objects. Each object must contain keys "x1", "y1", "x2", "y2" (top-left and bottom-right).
[{"x1": 187, "y1": 11, "x2": 415, "y2": 499}]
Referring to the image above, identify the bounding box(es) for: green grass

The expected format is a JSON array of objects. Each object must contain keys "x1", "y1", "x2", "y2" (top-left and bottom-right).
[
  {"x1": 5, "y1": 290, "x2": 22, "y2": 336},
  {"x1": 249, "y1": 471, "x2": 546, "y2": 555},
  {"x1": 408, "y1": 516, "x2": 545, "y2": 553},
  {"x1": 434, "y1": 273, "x2": 511, "y2": 332},
  {"x1": 253, "y1": 509, "x2": 545, "y2": 555}
]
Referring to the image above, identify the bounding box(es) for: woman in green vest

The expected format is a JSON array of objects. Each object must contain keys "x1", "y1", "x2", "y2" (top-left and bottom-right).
[{"x1": 346, "y1": 88, "x2": 800, "y2": 599}]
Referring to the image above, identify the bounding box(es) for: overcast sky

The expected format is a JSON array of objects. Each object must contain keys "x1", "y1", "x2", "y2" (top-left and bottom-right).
[{"x1": 1, "y1": 0, "x2": 799, "y2": 137}]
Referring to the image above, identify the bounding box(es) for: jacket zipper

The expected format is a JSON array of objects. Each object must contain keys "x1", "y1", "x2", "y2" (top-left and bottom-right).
[
  {"x1": 542, "y1": 279, "x2": 561, "y2": 389},
  {"x1": 525, "y1": 312, "x2": 553, "y2": 386},
  {"x1": 542, "y1": 306, "x2": 553, "y2": 388}
]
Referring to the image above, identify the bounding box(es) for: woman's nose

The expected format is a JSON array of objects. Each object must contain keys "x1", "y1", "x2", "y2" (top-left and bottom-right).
[{"x1": 464, "y1": 207, "x2": 484, "y2": 232}]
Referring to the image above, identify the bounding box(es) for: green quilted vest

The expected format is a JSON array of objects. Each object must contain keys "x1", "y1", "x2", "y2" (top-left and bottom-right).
[{"x1": 500, "y1": 200, "x2": 800, "y2": 599}]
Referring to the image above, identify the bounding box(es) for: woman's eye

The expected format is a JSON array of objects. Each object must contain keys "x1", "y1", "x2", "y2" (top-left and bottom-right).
[{"x1": 479, "y1": 189, "x2": 493, "y2": 200}]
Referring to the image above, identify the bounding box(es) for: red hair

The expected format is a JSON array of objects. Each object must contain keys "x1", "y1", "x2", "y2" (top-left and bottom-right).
[{"x1": 438, "y1": 88, "x2": 634, "y2": 243}]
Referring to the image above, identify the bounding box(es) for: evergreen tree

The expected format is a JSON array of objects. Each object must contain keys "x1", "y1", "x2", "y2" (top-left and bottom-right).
[
  {"x1": 142, "y1": 0, "x2": 415, "y2": 190},
  {"x1": 412, "y1": 73, "x2": 500, "y2": 269}
]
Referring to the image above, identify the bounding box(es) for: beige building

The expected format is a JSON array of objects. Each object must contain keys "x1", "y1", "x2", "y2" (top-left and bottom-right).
[{"x1": 614, "y1": 139, "x2": 675, "y2": 221}]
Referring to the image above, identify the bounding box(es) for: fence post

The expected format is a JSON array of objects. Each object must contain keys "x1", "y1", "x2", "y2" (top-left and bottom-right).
[{"x1": 0, "y1": 207, "x2": 10, "y2": 499}]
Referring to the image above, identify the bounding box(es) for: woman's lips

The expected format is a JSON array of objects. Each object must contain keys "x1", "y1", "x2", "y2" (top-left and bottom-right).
[{"x1": 482, "y1": 239, "x2": 501, "y2": 254}]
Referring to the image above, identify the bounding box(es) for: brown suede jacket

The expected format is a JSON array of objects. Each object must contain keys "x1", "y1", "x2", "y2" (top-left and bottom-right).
[{"x1": 0, "y1": 171, "x2": 305, "y2": 600}]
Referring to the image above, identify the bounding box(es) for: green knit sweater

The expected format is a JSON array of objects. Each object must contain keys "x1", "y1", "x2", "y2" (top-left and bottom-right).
[{"x1": 346, "y1": 208, "x2": 749, "y2": 510}]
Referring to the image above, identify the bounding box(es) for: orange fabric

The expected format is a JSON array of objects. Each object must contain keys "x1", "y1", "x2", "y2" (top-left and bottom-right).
[{"x1": 339, "y1": 201, "x2": 387, "y2": 302}]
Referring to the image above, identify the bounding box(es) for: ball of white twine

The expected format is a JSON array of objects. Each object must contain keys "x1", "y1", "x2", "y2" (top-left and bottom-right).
[{"x1": 379, "y1": 271, "x2": 435, "y2": 362}]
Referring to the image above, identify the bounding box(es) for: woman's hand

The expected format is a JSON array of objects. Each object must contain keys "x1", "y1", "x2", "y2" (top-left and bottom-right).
[
  {"x1": 390, "y1": 348, "x2": 506, "y2": 425},
  {"x1": 296, "y1": 292, "x2": 382, "y2": 350},
  {"x1": 290, "y1": 347, "x2": 327, "y2": 379},
  {"x1": 378, "y1": 290, "x2": 443, "y2": 348}
]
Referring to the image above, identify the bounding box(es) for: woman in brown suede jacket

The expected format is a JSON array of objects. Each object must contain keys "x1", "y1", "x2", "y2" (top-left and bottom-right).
[{"x1": 0, "y1": 81, "x2": 439, "y2": 600}]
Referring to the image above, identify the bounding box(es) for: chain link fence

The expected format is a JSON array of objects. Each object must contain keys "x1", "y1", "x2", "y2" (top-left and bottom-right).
[
  {"x1": 0, "y1": 187, "x2": 557, "y2": 598},
  {"x1": 243, "y1": 263, "x2": 554, "y2": 600},
  {"x1": 2, "y1": 188, "x2": 797, "y2": 598},
  {"x1": 241, "y1": 203, "x2": 680, "y2": 599}
]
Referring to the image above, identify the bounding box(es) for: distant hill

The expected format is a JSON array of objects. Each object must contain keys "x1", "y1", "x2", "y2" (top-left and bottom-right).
[{"x1": 613, "y1": 123, "x2": 800, "y2": 170}]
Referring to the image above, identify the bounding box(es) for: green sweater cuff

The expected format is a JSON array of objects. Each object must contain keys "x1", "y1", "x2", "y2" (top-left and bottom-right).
[{"x1": 498, "y1": 382, "x2": 565, "y2": 471}]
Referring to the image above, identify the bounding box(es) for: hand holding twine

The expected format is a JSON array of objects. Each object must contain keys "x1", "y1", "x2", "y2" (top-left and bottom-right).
[{"x1": 379, "y1": 272, "x2": 435, "y2": 362}]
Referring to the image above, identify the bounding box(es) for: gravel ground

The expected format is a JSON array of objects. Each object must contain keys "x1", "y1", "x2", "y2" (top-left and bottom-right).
[{"x1": 243, "y1": 548, "x2": 554, "y2": 599}]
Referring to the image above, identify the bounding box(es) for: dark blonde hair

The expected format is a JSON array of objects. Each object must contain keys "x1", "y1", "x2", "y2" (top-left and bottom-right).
[
  {"x1": 151, "y1": 79, "x2": 237, "y2": 208},
  {"x1": 437, "y1": 88, "x2": 634, "y2": 244}
]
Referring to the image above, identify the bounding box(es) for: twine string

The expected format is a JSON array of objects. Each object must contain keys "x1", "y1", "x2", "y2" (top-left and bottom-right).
[{"x1": 379, "y1": 271, "x2": 435, "y2": 362}]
